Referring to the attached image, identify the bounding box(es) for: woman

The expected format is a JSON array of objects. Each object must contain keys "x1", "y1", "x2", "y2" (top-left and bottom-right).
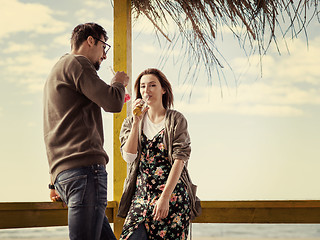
[{"x1": 118, "y1": 68, "x2": 192, "y2": 240}]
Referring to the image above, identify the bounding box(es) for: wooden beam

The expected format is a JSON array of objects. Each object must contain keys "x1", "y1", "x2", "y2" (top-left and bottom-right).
[
  {"x1": 113, "y1": 0, "x2": 131, "y2": 203},
  {"x1": 0, "y1": 201, "x2": 116, "y2": 229},
  {"x1": 1, "y1": 201, "x2": 320, "y2": 230},
  {"x1": 193, "y1": 200, "x2": 320, "y2": 224},
  {"x1": 113, "y1": 0, "x2": 132, "y2": 238}
]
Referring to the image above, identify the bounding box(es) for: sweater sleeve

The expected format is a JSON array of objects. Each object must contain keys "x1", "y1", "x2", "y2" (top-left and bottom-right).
[
  {"x1": 172, "y1": 112, "x2": 191, "y2": 163},
  {"x1": 74, "y1": 56, "x2": 125, "y2": 113},
  {"x1": 119, "y1": 117, "x2": 134, "y2": 156},
  {"x1": 122, "y1": 150, "x2": 138, "y2": 163}
]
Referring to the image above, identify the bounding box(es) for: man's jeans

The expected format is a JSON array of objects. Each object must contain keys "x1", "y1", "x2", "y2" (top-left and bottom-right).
[{"x1": 54, "y1": 164, "x2": 117, "y2": 240}]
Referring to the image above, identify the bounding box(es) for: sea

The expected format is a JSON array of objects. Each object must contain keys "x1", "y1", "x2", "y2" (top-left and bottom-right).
[{"x1": 0, "y1": 223, "x2": 320, "y2": 239}]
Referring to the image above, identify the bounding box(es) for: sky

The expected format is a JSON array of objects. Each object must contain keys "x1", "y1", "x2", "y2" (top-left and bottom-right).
[{"x1": 0, "y1": 0, "x2": 319, "y2": 202}]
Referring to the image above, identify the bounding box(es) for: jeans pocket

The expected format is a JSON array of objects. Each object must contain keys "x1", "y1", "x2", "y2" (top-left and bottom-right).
[{"x1": 58, "y1": 175, "x2": 87, "y2": 208}]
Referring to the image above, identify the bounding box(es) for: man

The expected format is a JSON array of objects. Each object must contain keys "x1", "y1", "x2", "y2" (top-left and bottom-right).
[{"x1": 43, "y1": 23, "x2": 129, "y2": 240}]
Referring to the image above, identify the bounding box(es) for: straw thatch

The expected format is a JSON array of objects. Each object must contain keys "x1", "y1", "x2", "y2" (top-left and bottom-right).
[{"x1": 131, "y1": 0, "x2": 319, "y2": 85}]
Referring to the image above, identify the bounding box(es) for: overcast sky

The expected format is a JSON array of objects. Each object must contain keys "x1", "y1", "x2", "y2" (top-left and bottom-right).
[{"x1": 0, "y1": 0, "x2": 319, "y2": 202}]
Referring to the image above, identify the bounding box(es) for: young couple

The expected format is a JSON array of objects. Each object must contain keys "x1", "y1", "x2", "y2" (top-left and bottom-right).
[{"x1": 44, "y1": 23, "x2": 194, "y2": 240}]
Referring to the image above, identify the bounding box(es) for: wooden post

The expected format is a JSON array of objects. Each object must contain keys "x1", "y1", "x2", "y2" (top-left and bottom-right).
[{"x1": 113, "y1": 0, "x2": 131, "y2": 238}]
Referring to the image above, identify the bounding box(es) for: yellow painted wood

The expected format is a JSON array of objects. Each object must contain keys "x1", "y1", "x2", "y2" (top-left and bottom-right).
[
  {"x1": 113, "y1": 0, "x2": 132, "y2": 238},
  {"x1": 113, "y1": 0, "x2": 132, "y2": 203}
]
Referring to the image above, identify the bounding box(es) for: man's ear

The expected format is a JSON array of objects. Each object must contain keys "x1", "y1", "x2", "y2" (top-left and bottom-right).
[{"x1": 87, "y1": 36, "x2": 95, "y2": 47}]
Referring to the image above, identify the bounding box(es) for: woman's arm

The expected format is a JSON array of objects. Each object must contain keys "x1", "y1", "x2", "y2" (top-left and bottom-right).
[
  {"x1": 153, "y1": 111, "x2": 191, "y2": 221},
  {"x1": 122, "y1": 99, "x2": 148, "y2": 154},
  {"x1": 122, "y1": 120, "x2": 140, "y2": 154},
  {"x1": 153, "y1": 159, "x2": 185, "y2": 221}
]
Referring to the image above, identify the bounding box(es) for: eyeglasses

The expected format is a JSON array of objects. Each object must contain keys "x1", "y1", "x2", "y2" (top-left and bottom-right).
[{"x1": 92, "y1": 37, "x2": 111, "y2": 55}]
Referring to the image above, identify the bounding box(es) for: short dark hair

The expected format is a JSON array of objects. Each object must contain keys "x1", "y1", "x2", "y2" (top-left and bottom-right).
[
  {"x1": 71, "y1": 23, "x2": 107, "y2": 51},
  {"x1": 134, "y1": 68, "x2": 174, "y2": 109}
]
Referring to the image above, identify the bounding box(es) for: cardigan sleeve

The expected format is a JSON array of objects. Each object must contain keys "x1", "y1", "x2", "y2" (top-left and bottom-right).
[
  {"x1": 171, "y1": 112, "x2": 191, "y2": 163},
  {"x1": 119, "y1": 117, "x2": 133, "y2": 156}
]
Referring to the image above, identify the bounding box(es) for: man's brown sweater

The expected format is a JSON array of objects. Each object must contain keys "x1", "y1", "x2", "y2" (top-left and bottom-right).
[{"x1": 43, "y1": 54, "x2": 125, "y2": 182}]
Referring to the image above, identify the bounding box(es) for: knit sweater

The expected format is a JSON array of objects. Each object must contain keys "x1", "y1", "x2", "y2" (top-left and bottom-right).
[{"x1": 43, "y1": 53, "x2": 125, "y2": 182}]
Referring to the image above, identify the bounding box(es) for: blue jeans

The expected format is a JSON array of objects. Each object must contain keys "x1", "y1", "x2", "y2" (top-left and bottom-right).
[
  {"x1": 128, "y1": 223, "x2": 148, "y2": 240},
  {"x1": 54, "y1": 164, "x2": 116, "y2": 240}
]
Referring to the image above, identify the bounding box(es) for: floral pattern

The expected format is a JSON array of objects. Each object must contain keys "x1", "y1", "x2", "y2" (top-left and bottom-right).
[{"x1": 120, "y1": 129, "x2": 191, "y2": 240}]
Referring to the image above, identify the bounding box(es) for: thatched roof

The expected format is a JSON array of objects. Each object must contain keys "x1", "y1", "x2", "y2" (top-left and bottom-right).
[{"x1": 131, "y1": 0, "x2": 319, "y2": 84}]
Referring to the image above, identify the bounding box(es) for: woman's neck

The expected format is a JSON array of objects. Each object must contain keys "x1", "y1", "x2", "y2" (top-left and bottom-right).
[{"x1": 147, "y1": 107, "x2": 166, "y2": 124}]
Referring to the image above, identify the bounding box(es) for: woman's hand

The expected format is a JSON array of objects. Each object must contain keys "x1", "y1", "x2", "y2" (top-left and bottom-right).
[
  {"x1": 132, "y1": 98, "x2": 148, "y2": 123},
  {"x1": 153, "y1": 195, "x2": 169, "y2": 221},
  {"x1": 152, "y1": 160, "x2": 185, "y2": 221},
  {"x1": 122, "y1": 98, "x2": 148, "y2": 155}
]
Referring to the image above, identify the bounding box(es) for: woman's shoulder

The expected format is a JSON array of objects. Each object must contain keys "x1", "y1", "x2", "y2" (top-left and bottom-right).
[{"x1": 166, "y1": 109, "x2": 186, "y2": 121}]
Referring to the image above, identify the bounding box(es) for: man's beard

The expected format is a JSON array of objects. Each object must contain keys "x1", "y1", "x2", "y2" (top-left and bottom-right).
[{"x1": 94, "y1": 61, "x2": 100, "y2": 71}]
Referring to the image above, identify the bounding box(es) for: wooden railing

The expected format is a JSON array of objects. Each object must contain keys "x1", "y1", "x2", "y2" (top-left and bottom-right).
[
  {"x1": 1, "y1": 200, "x2": 320, "y2": 237},
  {"x1": 193, "y1": 200, "x2": 320, "y2": 223}
]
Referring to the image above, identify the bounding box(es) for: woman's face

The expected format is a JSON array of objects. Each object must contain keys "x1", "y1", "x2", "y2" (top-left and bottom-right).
[{"x1": 140, "y1": 74, "x2": 165, "y2": 107}]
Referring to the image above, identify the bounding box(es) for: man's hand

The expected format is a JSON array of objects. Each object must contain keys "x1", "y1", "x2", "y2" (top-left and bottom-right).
[
  {"x1": 50, "y1": 189, "x2": 62, "y2": 202},
  {"x1": 111, "y1": 71, "x2": 129, "y2": 87}
]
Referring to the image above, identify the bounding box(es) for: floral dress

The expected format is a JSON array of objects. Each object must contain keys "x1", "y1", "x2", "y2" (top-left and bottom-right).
[{"x1": 120, "y1": 129, "x2": 191, "y2": 240}]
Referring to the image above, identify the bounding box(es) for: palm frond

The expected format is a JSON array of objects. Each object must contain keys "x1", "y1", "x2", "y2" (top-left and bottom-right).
[{"x1": 131, "y1": 0, "x2": 319, "y2": 86}]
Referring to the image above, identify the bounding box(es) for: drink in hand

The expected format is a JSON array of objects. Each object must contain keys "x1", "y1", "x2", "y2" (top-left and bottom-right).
[{"x1": 133, "y1": 98, "x2": 148, "y2": 116}]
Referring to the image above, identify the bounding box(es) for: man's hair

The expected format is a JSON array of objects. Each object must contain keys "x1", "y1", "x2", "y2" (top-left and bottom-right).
[
  {"x1": 134, "y1": 68, "x2": 174, "y2": 109},
  {"x1": 71, "y1": 23, "x2": 108, "y2": 51}
]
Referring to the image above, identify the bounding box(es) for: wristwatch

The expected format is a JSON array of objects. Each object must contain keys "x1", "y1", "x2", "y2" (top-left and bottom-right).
[{"x1": 48, "y1": 184, "x2": 55, "y2": 190}]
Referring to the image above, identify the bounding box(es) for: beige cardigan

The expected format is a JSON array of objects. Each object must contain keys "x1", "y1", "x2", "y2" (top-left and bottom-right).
[{"x1": 117, "y1": 109, "x2": 199, "y2": 219}]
